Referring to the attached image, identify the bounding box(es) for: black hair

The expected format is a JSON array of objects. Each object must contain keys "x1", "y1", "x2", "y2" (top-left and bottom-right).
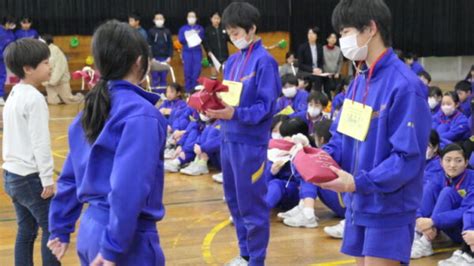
[
  {"x1": 128, "y1": 13, "x2": 141, "y2": 22},
  {"x1": 308, "y1": 26, "x2": 320, "y2": 35},
  {"x1": 335, "y1": 77, "x2": 351, "y2": 94},
  {"x1": 393, "y1": 49, "x2": 403, "y2": 60},
  {"x1": 41, "y1": 34, "x2": 54, "y2": 45},
  {"x1": 441, "y1": 143, "x2": 468, "y2": 161},
  {"x1": 443, "y1": 91, "x2": 460, "y2": 104},
  {"x1": 3, "y1": 38, "x2": 50, "y2": 79},
  {"x1": 210, "y1": 11, "x2": 221, "y2": 18},
  {"x1": 308, "y1": 90, "x2": 329, "y2": 107},
  {"x1": 168, "y1": 82, "x2": 184, "y2": 99},
  {"x1": 20, "y1": 16, "x2": 32, "y2": 23},
  {"x1": 418, "y1": 71, "x2": 431, "y2": 83},
  {"x1": 429, "y1": 86, "x2": 442, "y2": 98},
  {"x1": 332, "y1": 0, "x2": 392, "y2": 46},
  {"x1": 296, "y1": 72, "x2": 312, "y2": 91},
  {"x1": 455, "y1": 80, "x2": 472, "y2": 93},
  {"x1": 281, "y1": 74, "x2": 298, "y2": 87},
  {"x1": 314, "y1": 120, "x2": 333, "y2": 145},
  {"x1": 466, "y1": 65, "x2": 474, "y2": 81},
  {"x1": 285, "y1": 51, "x2": 295, "y2": 60},
  {"x1": 327, "y1": 32, "x2": 338, "y2": 39},
  {"x1": 2, "y1": 15, "x2": 16, "y2": 25},
  {"x1": 222, "y1": 2, "x2": 260, "y2": 33},
  {"x1": 82, "y1": 20, "x2": 149, "y2": 143},
  {"x1": 271, "y1": 114, "x2": 289, "y2": 131},
  {"x1": 280, "y1": 117, "x2": 309, "y2": 138},
  {"x1": 429, "y1": 130, "x2": 440, "y2": 152},
  {"x1": 404, "y1": 52, "x2": 417, "y2": 61}
]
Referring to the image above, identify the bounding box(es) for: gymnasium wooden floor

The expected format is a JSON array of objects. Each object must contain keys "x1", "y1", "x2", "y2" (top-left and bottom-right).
[{"x1": 0, "y1": 101, "x2": 458, "y2": 266}]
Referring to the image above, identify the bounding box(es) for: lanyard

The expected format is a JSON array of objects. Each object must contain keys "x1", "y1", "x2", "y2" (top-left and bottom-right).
[
  {"x1": 229, "y1": 43, "x2": 255, "y2": 81},
  {"x1": 350, "y1": 49, "x2": 389, "y2": 105},
  {"x1": 446, "y1": 171, "x2": 467, "y2": 190}
]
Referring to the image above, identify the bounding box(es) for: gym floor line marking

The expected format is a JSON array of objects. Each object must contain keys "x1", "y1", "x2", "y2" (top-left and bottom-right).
[
  {"x1": 308, "y1": 247, "x2": 459, "y2": 266},
  {"x1": 50, "y1": 117, "x2": 76, "y2": 121},
  {"x1": 54, "y1": 134, "x2": 68, "y2": 141},
  {"x1": 202, "y1": 219, "x2": 231, "y2": 265},
  {"x1": 52, "y1": 149, "x2": 68, "y2": 159}
]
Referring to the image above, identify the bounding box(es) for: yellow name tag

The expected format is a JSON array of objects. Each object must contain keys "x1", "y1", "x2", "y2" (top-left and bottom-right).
[
  {"x1": 458, "y1": 189, "x2": 467, "y2": 198},
  {"x1": 278, "y1": 105, "x2": 295, "y2": 116},
  {"x1": 337, "y1": 99, "x2": 373, "y2": 141},
  {"x1": 220, "y1": 80, "x2": 243, "y2": 106}
]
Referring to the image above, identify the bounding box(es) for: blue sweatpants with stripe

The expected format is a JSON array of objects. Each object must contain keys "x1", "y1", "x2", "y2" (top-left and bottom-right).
[{"x1": 221, "y1": 141, "x2": 269, "y2": 266}]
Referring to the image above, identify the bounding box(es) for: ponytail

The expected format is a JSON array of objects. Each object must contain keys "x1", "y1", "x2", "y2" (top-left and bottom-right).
[{"x1": 81, "y1": 79, "x2": 111, "y2": 143}]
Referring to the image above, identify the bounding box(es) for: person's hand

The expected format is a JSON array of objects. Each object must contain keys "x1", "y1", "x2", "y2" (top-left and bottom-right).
[
  {"x1": 194, "y1": 144, "x2": 202, "y2": 155},
  {"x1": 90, "y1": 253, "x2": 116, "y2": 266},
  {"x1": 317, "y1": 166, "x2": 355, "y2": 192},
  {"x1": 206, "y1": 102, "x2": 235, "y2": 120},
  {"x1": 334, "y1": 73, "x2": 340, "y2": 79},
  {"x1": 174, "y1": 146, "x2": 183, "y2": 158},
  {"x1": 271, "y1": 160, "x2": 286, "y2": 175},
  {"x1": 41, "y1": 185, "x2": 55, "y2": 199},
  {"x1": 313, "y1": 68, "x2": 322, "y2": 75},
  {"x1": 47, "y1": 238, "x2": 69, "y2": 261},
  {"x1": 424, "y1": 227, "x2": 437, "y2": 241},
  {"x1": 417, "y1": 217, "x2": 434, "y2": 232},
  {"x1": 178, "y1": 152, "x2": 186, "y2": 160},
  {"x1": 173, "y1": 131, "x2": 185, "y2": 141},
  {"x1": 463, "y1": 230, "x2": 474, "y2": 246}
]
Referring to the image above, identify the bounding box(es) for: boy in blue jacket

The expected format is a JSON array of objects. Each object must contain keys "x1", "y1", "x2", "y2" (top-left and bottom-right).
[
  {"x1": 47, "y1": 21, "x2": 167, "y2": 265},
  {"x1": 0, "y1": 16, "x2": 16, "y2": 105},
  {"x1": 206, "y1": 3, "x2": 281, "y2": 265},
  {"x1": 178, "y1": 11, "x2": 205, "y2": 93},
  {"x1": 456, "y1": 80, "x2": 473, "y2": 118},
  {"x1": 276, "y1": 73, "x2": 308, "y2": 118},
  {"x1": 15, "y1": 17, "x2": 39, "y2": 39},
  {"x1": 148, "y1": 13, "x2": 173, "y2": 88},
  {"x1": 318, "y1": 0, "x2": 431, "y2": 265},
  {"x1": 432, "y1": 91, "x2": 470, "y2": 143},
  {"x1": 411, "y1": 144, "x2": 474, "y2": 259}
]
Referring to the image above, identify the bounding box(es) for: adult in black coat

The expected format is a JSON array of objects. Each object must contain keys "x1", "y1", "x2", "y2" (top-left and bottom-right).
[{"x1": 297, "y1": 27, "x2": 325, "y2": 92}]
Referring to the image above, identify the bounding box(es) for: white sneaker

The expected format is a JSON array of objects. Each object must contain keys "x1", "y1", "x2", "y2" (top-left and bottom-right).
[
  {"x1": 410, "y1": 236, "x2": 433, "y2": 259},
  {"x1": 438, "y1": 250, "x2": 465, "y2": 266},
  {"x1": 224, "y1": 256, "x2": 248, "y2": 266},
  {"x1": 277, "y1": 204, "x2": 302, "y2": 220},
  {"x1": 283, "y1": 211, "x2": 319, "y2": 228},
  {"x1": 164, "y1": 148, "x2": 176, "y2": 159},
  {"x1": 324, "y1": 219, "x2": 345, "y2": 238},
  {"x1": 229, "y1": 216, "x2": 234, "y2": 224},
  {"x1": 212, "y1": 172, "x2": 223, "y2": 183},
  {"x1": 164, "y1": 159, "x2": 180, "y2": 172},
  {"x1": 180, "y1": 161, "x2": 209, "y2": 176},
  {"x1": 0, "y1": 98, "x2": 4, "y2": 106},
  {"x1": 460, "y1": 252, "x2": 474, "y2": 266}
]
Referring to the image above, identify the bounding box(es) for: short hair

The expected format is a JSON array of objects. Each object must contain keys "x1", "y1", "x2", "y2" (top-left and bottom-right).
[
  {"x1": 222, "y1": 2, "x2": 260, "y2": 32},
  {"x1": 168, "y1": 82, "x2": 184, "y2": 98},
  {"x1": 280, "y1": 117, "x2": 309, "y2": 138},
  {"x1": 428, "y1": 86, "x2": 442, "y2": 98},
  {"x1": 441, "y1": 143, "x2": 467, "y2": 161},
  {"x1": 308, "y1": 91, "x2": 329, "y2": 107},
  {"x1": 128, "y1": 13, "x2": 141, "y2": 21},
  {"x1": 41, "y1": 34, "x2": 54, "y2": 45},
  {"x1": 285, "y1": 51, "x2": 295, "y2": 59},
  {"x1": 429, "y1": 129, "x2": 440, "y2": 149},
  {"x1": 3, "y1": 38, "x2": 50, "y2": 79},
  {"x1": 308, "y1": 26, "x2": 320, "y2": 35},
  {"x1": 20, "y1": 16, "x2": 32, "y2": 23},
  {"x1": 271, "y1": 114, "x2": 289, "y2": 131},
  {"x1": 210, "y1": 11, "x2": 221, "y2": 18},
  {"x1": 455, "y1": 80, "x2": 472, "y2": 93},
  {"x1": 2, "y1": 15, "x2": 16, "y2": 25},
  {"x1": 418, "y1": 71, "x2": 431, "y2": 83},
  {"x1": 314, "y1": 120, "x2": 333, "y2": 144},
  {"x1": 281, "y1": 74, "x2": 298, "y2": 86},
  {"x1": 404, "y1": 52, "x2": 417, "y2": 61},
  {"x1": 332, "y1": 0, "x2": 392, "y2": 46},
  {"x1": 443, "y1": 91, "x2": 460, "y2": 104}
]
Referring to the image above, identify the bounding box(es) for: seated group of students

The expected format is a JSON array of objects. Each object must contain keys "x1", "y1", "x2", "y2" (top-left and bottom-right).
[{"x1": 155, "y1": 68, "x2": 474, "y2": 265}]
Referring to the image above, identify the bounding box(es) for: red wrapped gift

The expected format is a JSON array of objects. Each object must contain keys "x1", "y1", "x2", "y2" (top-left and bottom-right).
[
  {"x1": 188, "y1": 77, "x2": 228, "y2": 112},
  {"x1": 72, "y1": 67, "x2": 101, "y2": 90},
  {"x1": 268, "y1": 139, "x2": 295, "y2": 151},
  {"x1": 293, "y1": 147, "x2": 340, "y2": 183}
]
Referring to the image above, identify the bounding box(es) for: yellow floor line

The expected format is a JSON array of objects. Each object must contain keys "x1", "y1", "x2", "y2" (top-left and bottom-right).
[{"x1": 202, "y1": 219, "x2": 231, "y2": 265}]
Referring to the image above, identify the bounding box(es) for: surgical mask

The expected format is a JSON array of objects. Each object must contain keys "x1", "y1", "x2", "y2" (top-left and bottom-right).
[
  {"x1": 282, "y1": 86, "x2": 297, "y2": 98},
  {"x1": 428, "y1": 97, "x2": 438, "y2": 110},
  {"x1": 340, "y1": 33, "x2": 372, "y2": 61},
  {"x1": 271, "y1": 132, "x2": 282, "y2": 139},
  {"x1": 154, "y1": 19, "x2": 164, "y2": 27},
  {"x1": 232, "y1": 35, "x2": 252, "y2": 50},
  {"x1": 441, "y1": 105, "x2": 456, "y2": 116},
  {"x1": 199, "y1": 113, "x2": 210, "y2": 122},
  {"x1": 9, "y1": 24, "x2": 16, "y2": 30},
  {"x1": 187, "y1": 17, "x2": 196, "y2": 25},
  {"x1": 307, "y1": 106, "x2": 321, "y2": 118}
]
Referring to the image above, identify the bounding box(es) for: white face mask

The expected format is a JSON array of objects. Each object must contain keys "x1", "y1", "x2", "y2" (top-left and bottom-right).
[
  {"x1": 307, "y1": 106, "x2": 321, "y2": 118},
  {"x1": 199, "y1": 113, "x2": 210, "y2": 122},
  {"x1": 271, "y1": 132, "x2": 282, "y2": 139},
  {"x1": 340, "y1": 33, "x2": 372, "y2": 61},
  {"x1": 428, "y1": 97, "x2": 438, "y2": 110},
  {"x1": 441, "y1": 105, "x2": 456, "y2": 116},
  {"x1": 232, "y1": 35, "x2": 252, "y2": 50},
  {"x1": 187, "y1": 17, "x2": 197, "y2": 25},
  {"x1": 154, "y1": 19, "x2": 164, "y2": 28},
  {"x1": 282, "y1": 86, "x2": 297, "y2": 98},
  {"x1": 9, "y1": 24, "x2": 16, "y2": 30}
]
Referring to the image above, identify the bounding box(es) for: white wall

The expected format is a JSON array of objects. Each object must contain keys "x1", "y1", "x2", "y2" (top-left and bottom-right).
[{"x1": 421, "y1": 56, "x2": 474, "y2": 82}]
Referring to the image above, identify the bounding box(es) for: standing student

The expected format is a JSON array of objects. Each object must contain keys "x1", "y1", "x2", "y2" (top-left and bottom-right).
[
  {"x1": 319, "y1": 0, "x2": 431, "y2": 265},
  {"x1": 3, "y1": 38, "x2": 59, "y2": 266},
  {"x1": 47, "y1": 21, "x2": 167, "y2": 265},
  {"x1": 15, "y1": 16, "x2": 39, "y2": 39},
  {"x1": 203, "y1": 11, "x2": 230, "y2": 79},
  {"x1": 0, "y1": 15, "x2": 17, "y2": 105},
  {"x1": 148, "y1": 13, "x2": 173, "y2": 88},
  {"x1": 128, "y1": 13, "x2": 148, "y2": 40},
  {"x1": 206, "y1": 2, "x2": 281, "y2": 265},
  {"x1": 178, "y1": 11, "x2": 205, "y2": 93}
]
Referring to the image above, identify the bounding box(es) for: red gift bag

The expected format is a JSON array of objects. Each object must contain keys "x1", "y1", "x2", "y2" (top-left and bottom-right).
[
  {"x1": 293, "y1": 147, "x2": 340, "y2": 183},
  {"x1": 188, "y1": 77, "x2": 228, "y2": 112},
  {"x1": 268, "y1": 139, "x2": 295, "y2": 151}
]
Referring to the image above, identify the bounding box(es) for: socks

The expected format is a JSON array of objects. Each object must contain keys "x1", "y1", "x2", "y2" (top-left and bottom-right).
[{"x1": 302, "y1": 207, "x2": 315, "y2": 219}]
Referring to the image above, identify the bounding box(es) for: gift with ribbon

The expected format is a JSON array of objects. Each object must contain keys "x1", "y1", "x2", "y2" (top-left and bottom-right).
[
  {"x1": 187, "y1": 77, "x2": 228, "y2": 112},
  {"x1": 71, "y1": 66, "x2": 101, "y2": 90},
  {"x1": 293, "y1": 146, "x2": 340, "y2": 183}
]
